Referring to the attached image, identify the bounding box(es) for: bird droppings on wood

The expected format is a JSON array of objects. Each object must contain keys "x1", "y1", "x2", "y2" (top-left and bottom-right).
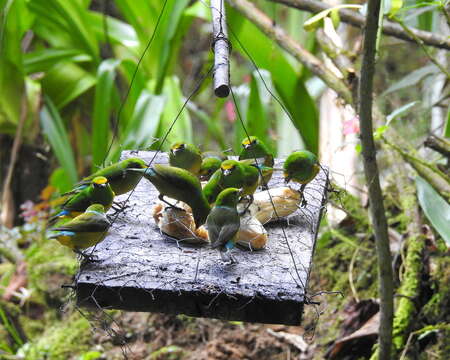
[{"x1": 75, "y1": 151, "x2": 328, "y2": 325}]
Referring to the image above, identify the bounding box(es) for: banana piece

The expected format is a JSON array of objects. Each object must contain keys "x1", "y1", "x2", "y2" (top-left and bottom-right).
[
  {"x1": 237, "y1": 186, "x2": 301, "y2": 224},
  {"x1": 152, "y1": 202, "x2": 208, "y2": 245}
]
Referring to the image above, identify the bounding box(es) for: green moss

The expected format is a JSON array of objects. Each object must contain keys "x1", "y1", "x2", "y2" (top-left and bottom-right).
[
  {"x1": 24, "y1": 313, "x2": 92, "y2": 360},
  {"x1": 423, "y1": 256, "x2": 450, "y2": 324}
]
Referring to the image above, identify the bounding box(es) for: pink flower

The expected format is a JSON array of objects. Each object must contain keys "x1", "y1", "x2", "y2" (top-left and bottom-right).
[
  {"x1": 225, "y1": 101, "x2": 236, "y2": 123},
  {"x1": 343, "y1": 116, "x2": 360, "y2": 135}
]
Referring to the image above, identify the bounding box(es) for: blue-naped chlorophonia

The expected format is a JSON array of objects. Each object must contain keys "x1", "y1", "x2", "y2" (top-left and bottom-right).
[
  {"x1": 48, "y1": 204, "x2": 110, "y2": 258},
  {"x1": 206, "y1": 188, "x2": 241, "y2": 264},
  {"x1": 283, "y1": 150, "x2": 320, "y2": 206},
  {"x1": 49, "y1": 176, "x2": 115, "y2": 225},
  {"x1": 202, "y1": 160, "x2": 259, "y2": 206},
  {"x1": 132, "y1": 165, "x2": 211, "y2": 227},
  {"x1": 169, "y1": 142, "x2": 202, "y2": 175},
  {"x1": 71, "y1": 158, "x2": 147, "y2": 196},
  {"x1": 239, "y1": 136, "x2": 274, "y2": 167}
]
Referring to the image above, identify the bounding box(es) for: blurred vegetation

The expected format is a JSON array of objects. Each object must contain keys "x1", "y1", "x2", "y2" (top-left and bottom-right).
[{"x1": 0, "y1": 0, "x2": 449, "y2": 359}]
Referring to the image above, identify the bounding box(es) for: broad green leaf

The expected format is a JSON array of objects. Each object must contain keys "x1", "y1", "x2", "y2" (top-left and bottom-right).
[
  {"x1": 382, "y1": 64, "x2": 438, "y2": 95},
  {"x1": 228, "y1": 6, "x2": 318, "y2": 153},
  {"x1": 247, "y1": 73, "x2": 269, "y2": 145},
  {"x1": 40, "y1": 97, "x2": 78, "y2": 184},
  {"x1": 386, "y1": 101, "x2": 419, "y2": 124},
  {"x1": 92, "y1": 59, "x2": 121, "y2": 169},
  {"x1": 24, "y1": 49, "x2": 91, "y2": 74},
  {"x1": 87, "y1": 11, "x2": 139, "y2": 50},
  {"x1": 416, "y1": 176, "x2": 450, "y2": 246},
  {"x1": 28, "y1": 0, "x2": 99, "y2": 60},
  {"x1": 186, "y1": 101, "x2": 226, "y2": 149},
  {"x1": 444, "y1": 104, "x2": 450, "y2": 138},
  {"x1": 155, "y1": 76, "x2": 193, "y2": 149},
  {"x1": 303, "y1": 4, "x2": 362, "y2": 32},
  {"x1": 41, "y1": 62, "x2": 96, "y2": 108},
  {"x1": 0, "y1": 0, "x2": 28, "y2": 130},
  {"x1": 121, "y1": 89, "x2": 165, "y2": 150},
  {"x1": 49, "y1": 167, "x2": 74, "y2": 193}
]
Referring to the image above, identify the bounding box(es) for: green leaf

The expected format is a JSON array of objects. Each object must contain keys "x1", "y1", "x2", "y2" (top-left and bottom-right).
[
  {"x1": 383, "y1": 64, "x2": 438, "y2": 95},
  {"x1": 87, "y1": 11, "x2": 139, "y2": 50},
  {"x1": 92, "y1": 59, "x2": 121, "y2": 169},
  {"x1": 41, "y1": 62, "x2": 96, "y2": 108},
  {"x1": 121, "y1": 89, "x2": 166, "y2": 150},
  {"x1": 24, "y1": 48, "x2": 92, "y2": 74},
  {"x1": 386, "y1": 101, "x2": 419, "y2": 124},
  {"x1": 444, "y1": 104, "x2": 450, "y2": 138},
  {"x1": 49, "y1": 167, "x2": 74, "y2": 193},
  {"x1": 246, "y1": 72, "x2": 270, "y2": 146},
  {"x1": 303, "y1": 4, "x2": 362, "y2": 32},
  {"x1": 28, "y1": 0, "x2": 99, "y2": 60},
  {"x1": 228, "y1": 6, "x2": 319, "y2": 153},
  {"x1": 416, "y1": 176, "x2": 450, "y2": 246},
  {"x1": 40, "y1": 97, "x2": 78, "y2": 184},
  {"x1": 155, "y1": 76, "x2": 193, "y2": 149}
]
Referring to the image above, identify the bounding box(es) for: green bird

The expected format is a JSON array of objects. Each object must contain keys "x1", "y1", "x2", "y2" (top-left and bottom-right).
[
  {"x1": 203, "y1": 160, "x2": 259, "y2": 207},
  {"x1": 239, "y1": 159, "x2": 273, "y2": 189},
  {"x1": 239, "y1": 136, "x2": 274, "y2": 168},
  {"x1": 199, "y1": 157, "x2": 223, "y2": 181},
  {"x1": 50, "y1": 176, "x2": 115, "y2": 225},
  {"x1": 48, "y1": 204, "x2": 110, "y2": 258},
  {"x1": 72, "y1": 158, "x2": 147, "y2": 196},
  {"x1": 284, "y1": 150, "x2": 320, "y2": 206},
  {"x1": 202, "y1": 151, "x2": 228, "y2": 161},
  {"x1": 169, "y1": 142, "x2": 202, "y2": 175},
  {"x1": 132, "y1": 165, "x2": 211, "y2": 227},
  {"x1": 206, "y1": 188, "x2": 241, "y2": 264}
]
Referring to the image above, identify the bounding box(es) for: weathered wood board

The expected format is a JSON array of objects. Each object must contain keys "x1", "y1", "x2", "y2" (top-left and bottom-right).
[{"x1": 76, "y1": 151, "x2": 328, "y2": 325}]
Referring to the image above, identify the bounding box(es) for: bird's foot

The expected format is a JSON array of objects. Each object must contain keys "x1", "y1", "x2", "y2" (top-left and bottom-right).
[
  {"x1": 74, "y1": 249, "x2": 99, "y2": 263},
  {"x1": 301, "y1": 199, "x2": 308, "y2": 208},
  {"x1": 260, "y1": 184, "x2": 269, "y2": 191}
]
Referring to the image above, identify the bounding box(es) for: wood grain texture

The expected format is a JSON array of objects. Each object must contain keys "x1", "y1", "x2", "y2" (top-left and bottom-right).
[{"x1": 76, "y1": 151, "x2": 328, "y2": 325}]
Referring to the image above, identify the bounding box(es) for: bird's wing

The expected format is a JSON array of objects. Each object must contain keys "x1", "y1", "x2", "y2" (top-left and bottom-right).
[
  {"x1": 208, "y1": 208, "x2": 240, "y2": 249},
  {"x1": 51, "y1": 212, "x2": 110, "y2": 232}
]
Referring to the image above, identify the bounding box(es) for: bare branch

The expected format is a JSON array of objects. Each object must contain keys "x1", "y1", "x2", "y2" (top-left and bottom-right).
[
  {"x1": 358, "y1": 0, "x2": 394, "y2": 358},
  {"x1": 268, "y1": 0, "x2": 450, "y2": 50},
  {"x1": 211, "y1": 0, "x2": 230, "y2": 98}
]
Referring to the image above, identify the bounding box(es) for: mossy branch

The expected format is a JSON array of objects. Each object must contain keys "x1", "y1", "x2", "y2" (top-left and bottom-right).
[
  {"x1": 391, "y1": 160, "x2": 426, "y2": 355},
  {"x1": 383, "y1": 136, "x2": 450, "y2": 203}
]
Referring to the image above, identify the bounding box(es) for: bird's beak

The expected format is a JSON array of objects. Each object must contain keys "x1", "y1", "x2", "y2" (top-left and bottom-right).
[
  {"x1": 223, "y1": 169, "x2": 232, "y2": 176},
  {"x1": 244, "y1": 143, "x2": 251, "y2": 150},
  {"x1": 99, "y1": 183, "x2": 107, "y2": 188}
]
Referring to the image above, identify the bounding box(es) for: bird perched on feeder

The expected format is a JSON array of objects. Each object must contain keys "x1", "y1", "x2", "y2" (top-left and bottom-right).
[
  {"x1": 206, "y1": 188, "x2": 241, "y2": 264},
  {"x1": 70, "y1": 158, "x2": 147, "y2": 196},
  {"x1": 199, "y1": 157, "x2": 222, "y2": 181},
  {"x1": 49, "y1": 177, "x2": 115, "y2": 225},
  {"x1": 169, "y1": 142, "x2": 202, "y2": 175},
  {"x1": 203, "y1": 160, "x2": 259, "y2": 208},
  {"x1": 198, "y1": 151, "x2": 228, "y2": 181},
  {"x1": 48, "y1": 204, "x2": 110, "y2": 259},
  {"x1": 283, "y1": 150, "x2": 320, "y2": 206},
  {"x1": 239, "y1": 136, "x2": 274, "y2": 167},
  {"x1": 239, "y1": 159, "x2": 274, "y2": 189},
  {"x1": 132, "y1": 165, "x2": 211, "y2": 227}
]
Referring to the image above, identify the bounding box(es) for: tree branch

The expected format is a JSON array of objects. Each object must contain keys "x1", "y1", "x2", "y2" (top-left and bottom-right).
[
  {"x1": 267, "y1": 0, "x2": 450, "y2": 50},
  {"x1": 226, "y1": 0, "x2": 353, "y2": 104},
  {"x1": 358, "y1": 0, "x2": 394, "y2": 358},
  {"x1": 211, "y1": 0, "x2": 231, "y2": 97}
]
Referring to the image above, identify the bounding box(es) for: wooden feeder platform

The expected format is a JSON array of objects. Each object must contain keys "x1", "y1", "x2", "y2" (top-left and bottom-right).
[{"x1": 75, "y1": 151, "x2": 328, "y2": 325}]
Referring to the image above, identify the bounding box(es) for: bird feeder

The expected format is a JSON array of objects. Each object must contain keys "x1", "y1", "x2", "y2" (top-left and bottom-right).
[{"x1": 75, "y1": 151, "x2": 328, "y2": 325}]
